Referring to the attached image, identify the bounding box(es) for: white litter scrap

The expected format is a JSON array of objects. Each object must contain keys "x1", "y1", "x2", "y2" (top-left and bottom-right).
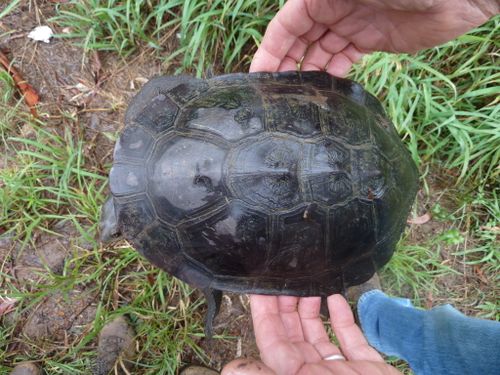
[{"x1": 27, "y1": 26, "x2": 54, "y2": 43}]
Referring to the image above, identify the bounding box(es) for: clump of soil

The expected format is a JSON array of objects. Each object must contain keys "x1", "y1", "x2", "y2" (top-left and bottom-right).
[
  {"x1": 12, "y1": 222, "x2": 82, "y2": 283},
  {"x1": 22, "y1": 288, "x2": 96, "y2": 342},
  {"x1": 94, "y1": 316, "x2": 136, "y2": 375},
  {"x1": 10, "y1": 362, "x2": 41, "y2": 375}
]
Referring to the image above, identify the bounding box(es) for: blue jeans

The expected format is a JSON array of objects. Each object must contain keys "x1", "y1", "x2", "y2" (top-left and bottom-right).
[{"x1": 357, "y1": 290, "x2": 500, "y2": 375}]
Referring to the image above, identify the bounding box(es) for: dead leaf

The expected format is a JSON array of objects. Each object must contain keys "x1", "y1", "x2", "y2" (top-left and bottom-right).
[
  {"x1": 0, "y1": 296, "x2": 18, "y2": 316},
  {"x1": 0, "y1": 50, "x2": 40, "y2": 117},
  {"x1": 473, "y1": 265, "x2": 489, "y2": 285},
  {"x1": 407, "y1": 212, "x2": 431, "y2": 225}
]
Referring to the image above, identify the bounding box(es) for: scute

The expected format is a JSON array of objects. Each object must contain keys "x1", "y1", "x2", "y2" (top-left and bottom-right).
[
  {"x1": 332, "y1": 78, "x2": 366, "y2": 105},
  {"x1": 373, "y1": 186, "x2": 404, "y2": 241},
  {"x1": 148, "y1": 135, "x2": 227, "y2": 222},
  {"x1": 179, "y1": 201, "x2": 269, "y2": 277},
  {"x1": 113, "y1": 125, "x2": 154, "y2": 162},
  {"x1": 228, "y1": 136, "x2": 303, "y2": 210},
  {"x1": 268, "y1": 205, "x2": 327, "y2": 276},
  {"x1": 134, "y1": 93, "x2": 179, "y2": 134},
  {"x1": 370, "y1": 115, "x2": 403, "y2": 159},
  {"x1": 352, "y1": 148, "x2": 391, "y2": 200},
  {"x1": 319, "y1": 95, "x2": 371, "y2": 144},
  {"x1": 328, "y1": 199, "x2": 376, "y2": 261},
  {"x1": 115, "y1": 197, "x2": 156, "y2": 238},
  {"x1": 180, "y1": 86, "x2": 264, "y2": 141},
  {"x1": 264, "y1": 94, "x2": 322, "y2": 136},
  {"x1": 304, "y1": 139, "x2": 352, "y2": 204},
  {"x1": 131, "y1": 221, "x2": 183, "y2": 275},
  {"x1": 167, "y1": 80, "x2": 209, "y2": 105},
  {"x1": 342, "y1": 256, "x2": 376, "y2": 288},
  {"x1": 109, "y1": 163, "x2": 146, "y2": 196}
]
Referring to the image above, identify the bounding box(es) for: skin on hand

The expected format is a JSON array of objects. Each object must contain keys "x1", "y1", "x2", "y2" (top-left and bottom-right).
[
  {"x1": 250, "y1": 0, "x2": 498, "y2": 77},
  {"x1": 222, "y1": 294, "x2": 402, "y2": 375}
]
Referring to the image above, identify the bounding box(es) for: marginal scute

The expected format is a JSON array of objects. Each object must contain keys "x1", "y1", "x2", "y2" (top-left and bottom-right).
[
  {"x1": 342, "y1": 256, "x2": 376, "y2": 288},
  {"x1": 131, "y1": 221, "x2": 183, "y2": 274},
  {"x1": 109, "y1": 163, "x2": 146, "y2": 196},
  {"x1": 115, "y1": 197, "x2": 155, "y2": 238},
  {"x1": 373, "y1": 186, "x2": 404, "y2": 240},
  {"x1": 332, "y1": 78, "x2": 365, "y2": 105},
  {"x1": 113, "y1": 125, "x2": 154, "y2": 162},
  {"x1": 134, "y1": 93, "x2": 179, "y2": 134}
]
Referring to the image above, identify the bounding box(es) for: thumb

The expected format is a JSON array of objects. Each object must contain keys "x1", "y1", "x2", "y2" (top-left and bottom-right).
[{"x1": 222, "y1": 358, "x2": 275, "y2": 375}]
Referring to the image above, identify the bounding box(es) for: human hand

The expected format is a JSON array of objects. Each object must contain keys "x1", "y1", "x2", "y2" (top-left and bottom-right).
[
  {"x1": 250, "y1": 0, "x2": 498, "y2": 77},
  {"x1": 222, "y1": 294, "x2": 401, "y2": 375}
]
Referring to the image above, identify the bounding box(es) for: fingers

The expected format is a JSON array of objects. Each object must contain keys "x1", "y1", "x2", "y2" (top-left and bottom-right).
[
  {"x1": 301, "y1": 30, "x2": 364, "y2": 77},
  {"x1": 326, "y1": 44, "x2": 364, "y2": 77},
  {"x1": 221, "y1": 358, "x2": 275, "y2": 375},
  {"x1": 250, "y1": 0, "x2": 363, "y2": 75},
  {"x1": 250, "y1": 0, "x2": 314, "y2": 72},
  {"x1": 301, "y1": 31, "x2": 350, "y2": 71},
  {"x1": 328, "y1": 294, "x2": 384, "y2": 362},
  {"x1": 250, "y1": 295, "x2": 287, "y2": 350},
  {"x1": 298, "y1": 297, "x2": 344, "y2": 359},
  {"x1": 278, "y1": 296, "x2": 304, "y2": 342},
  {"x1": 249, "y1": 295, "x2": 306, "y2": 374}
]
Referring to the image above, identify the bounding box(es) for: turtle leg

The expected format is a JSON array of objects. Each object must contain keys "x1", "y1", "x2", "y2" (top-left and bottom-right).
[
  {"x1": 202, "y1": 288, "x2": 222, "y2": 339},
  {"x1": 99, "y1": 196, "x2": 122, "y2": 243}
]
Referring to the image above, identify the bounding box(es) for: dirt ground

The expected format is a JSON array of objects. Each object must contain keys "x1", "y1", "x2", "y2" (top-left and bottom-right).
[{"x1": 0, "y1": 3, "x2": 496, "y2": 374}]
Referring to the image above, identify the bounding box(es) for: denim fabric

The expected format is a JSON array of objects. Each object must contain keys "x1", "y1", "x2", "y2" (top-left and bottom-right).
[{"x1": 357, "y1": 290, "x2": 500, "y2": 375}]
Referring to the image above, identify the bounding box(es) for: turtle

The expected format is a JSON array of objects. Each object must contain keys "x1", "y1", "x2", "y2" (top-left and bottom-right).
[{"x1": 100, "y1": 71, "x2": 418, "y2": 336}]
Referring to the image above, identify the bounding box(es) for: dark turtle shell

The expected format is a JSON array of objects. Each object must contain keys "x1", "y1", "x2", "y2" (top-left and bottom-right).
[{"x1": 103, "y1": 70, "x2": 418, "y2": 305}]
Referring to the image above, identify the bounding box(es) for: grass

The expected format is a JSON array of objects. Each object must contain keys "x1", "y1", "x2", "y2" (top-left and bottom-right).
[
  {"x1": 1, "y1": 123, "x2": 105, "y2": 244},
  {"x1": 52, "y1": 0, "x2": 284, "y2": 75},
  {"x1": 1, "y1": 1, "x2": 499, "y2": 374},
  {"x1": 350, "y1": 19, "x2": 500, "y2": 187}
]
